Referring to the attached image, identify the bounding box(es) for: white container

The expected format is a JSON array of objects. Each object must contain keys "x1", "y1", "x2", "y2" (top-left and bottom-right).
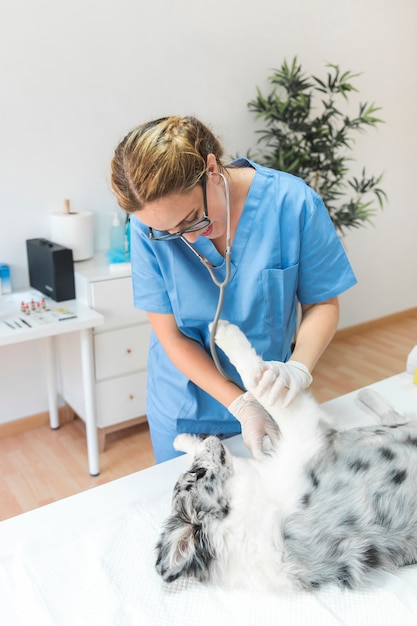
[
  {"x1": 406, "y1": 345, "x2": 417, "y2": 375},
  {"x1": 50, "y1": 201, "x2": 94, "y2": 261}
]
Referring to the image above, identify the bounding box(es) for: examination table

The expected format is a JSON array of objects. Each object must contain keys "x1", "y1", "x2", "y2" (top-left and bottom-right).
[{"x1": 1, "y1": 372, "x2": 417, "y2": 626}]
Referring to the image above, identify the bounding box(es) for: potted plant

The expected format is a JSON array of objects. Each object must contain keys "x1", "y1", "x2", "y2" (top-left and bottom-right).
[{"x1": 247, "y1": 57, "x2": 387, "y2": 233}]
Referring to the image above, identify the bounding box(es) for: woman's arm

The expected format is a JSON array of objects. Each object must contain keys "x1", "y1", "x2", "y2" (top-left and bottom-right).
[
  {"x1": 147, "y1": 311, "x2": 243, "y2": 407},
  {"x1": 147, "y1": 311, "x2": 280, "y2": 458},
  {"x1": 290, "y1": 296, "x2": 340, "y2": 371},
  {"x1": 250, "y1": 296, "x2": 340, "y2": 407}
]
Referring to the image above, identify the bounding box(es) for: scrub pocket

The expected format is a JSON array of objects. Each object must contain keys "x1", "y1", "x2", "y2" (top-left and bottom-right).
[{"x1": 262, "y1": 265, "x2": 299, "y2": 330}]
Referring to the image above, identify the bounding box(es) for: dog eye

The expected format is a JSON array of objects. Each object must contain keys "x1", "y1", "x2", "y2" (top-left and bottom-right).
[{"x1": 188, "y1": 467, "x2": 207, "y2": 480}]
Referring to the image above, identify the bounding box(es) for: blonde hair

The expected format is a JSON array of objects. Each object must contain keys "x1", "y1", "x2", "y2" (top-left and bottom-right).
[{"x1": 110, "y1": 116, "x2": 225, "y2": 213}]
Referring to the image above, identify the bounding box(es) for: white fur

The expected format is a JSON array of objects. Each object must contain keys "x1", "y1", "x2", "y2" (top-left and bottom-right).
[{"x1": 156, "y1": 322, "x2": 417, "y2": 592}]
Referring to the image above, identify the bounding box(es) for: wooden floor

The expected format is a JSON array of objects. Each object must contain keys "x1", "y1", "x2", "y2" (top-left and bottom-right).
[{"x1": 1, "y1": 311, "x2": 417, "y2": 523}]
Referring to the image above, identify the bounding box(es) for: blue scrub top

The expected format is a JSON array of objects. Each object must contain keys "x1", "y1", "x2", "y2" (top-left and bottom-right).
[{"x1": 130, "y1": 159, "x2": 357, "y2": 461}]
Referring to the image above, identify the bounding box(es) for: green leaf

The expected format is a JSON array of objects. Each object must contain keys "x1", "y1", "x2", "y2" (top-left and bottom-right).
[{"x1": 246, "y1": 56, "x2": 386, "y2": 232}]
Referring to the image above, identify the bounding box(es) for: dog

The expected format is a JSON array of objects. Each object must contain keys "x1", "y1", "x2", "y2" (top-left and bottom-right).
[{"x1": 155, "y1": 321, "x2": 417, "y2": 592}]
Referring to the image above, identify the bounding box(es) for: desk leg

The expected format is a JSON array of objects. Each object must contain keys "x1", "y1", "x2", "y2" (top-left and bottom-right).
[
  {"x1": 44, "y1": 336, "x2": 59, "y2": 429},
  {"x1": 80, "y1": 328, "x2": 100, "y2": 476}
]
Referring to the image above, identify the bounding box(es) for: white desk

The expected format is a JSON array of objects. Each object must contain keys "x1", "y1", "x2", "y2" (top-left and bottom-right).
[
  {"x1": 0, "y1": 290, "x2": 104, "y2": 476},
  {"x1": 1, "y1": 373, "x2": 417, "y2": 625}
]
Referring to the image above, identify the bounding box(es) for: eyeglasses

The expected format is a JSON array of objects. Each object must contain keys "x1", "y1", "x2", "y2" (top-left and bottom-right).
[{"x1": 148, "y1": 176, "x2": 211, "y2": 241}]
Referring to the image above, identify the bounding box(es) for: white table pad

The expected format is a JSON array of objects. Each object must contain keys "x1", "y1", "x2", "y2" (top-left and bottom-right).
[{"x1": 1, "y1": 373, "x2": 417, "y2": 626}]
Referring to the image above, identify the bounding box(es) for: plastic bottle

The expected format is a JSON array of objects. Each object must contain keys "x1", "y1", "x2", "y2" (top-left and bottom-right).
[
  {"x1": 106, "y1": 212, "x2": 127, "y2": 264},
  {"x1": 406, "y1": 345, "x2": 417, "y2": 385},
  {"x1": 406, "y1": 345, "x2": 417, "y2": 375},
  {"x1": 110, "y1": 213, "x2": 125, "y2": 252}
]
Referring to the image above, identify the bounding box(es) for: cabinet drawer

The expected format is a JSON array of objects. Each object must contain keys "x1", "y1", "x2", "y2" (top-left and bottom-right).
[
  {"x1": 95, "y1": 371, "x2": 147, "y2": 427},
  {"x1": 94, "y1": 324, "x2": 151, "y2": 380},
  {"x1": 91, "y1": 277, "x2": 148, "y2": 331}
]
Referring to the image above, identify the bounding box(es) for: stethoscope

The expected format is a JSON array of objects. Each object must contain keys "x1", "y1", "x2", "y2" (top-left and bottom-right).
[{"x1": 179, "y1": 172, "x2": 239, "y2": 386}]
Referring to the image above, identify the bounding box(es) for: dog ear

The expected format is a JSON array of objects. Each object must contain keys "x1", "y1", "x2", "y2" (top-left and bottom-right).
[{"x1": 155, "y1": 514, "x2": 213, "y2": 583}]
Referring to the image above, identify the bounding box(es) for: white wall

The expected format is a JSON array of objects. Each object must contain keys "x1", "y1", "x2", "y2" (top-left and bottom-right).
[{"x1": 1, "y1": 0, "x2": 416, "y2": 422}]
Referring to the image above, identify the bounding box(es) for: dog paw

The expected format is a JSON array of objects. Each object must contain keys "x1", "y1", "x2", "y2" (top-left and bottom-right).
[
  {"x1": 210, "y1": 320, "x2": 239, "y2": 354},
  {"x1": 210, "y1": 321, "x2": 262, "y2": 387},
  {"x1": 174, "y1": 434, "x2": 201, "y2": 454}
]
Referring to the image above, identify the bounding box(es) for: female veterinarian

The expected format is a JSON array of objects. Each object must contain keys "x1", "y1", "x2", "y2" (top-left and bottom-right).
[{"x1": 110, "y1": 115, "x2": 357, "y2": 463}]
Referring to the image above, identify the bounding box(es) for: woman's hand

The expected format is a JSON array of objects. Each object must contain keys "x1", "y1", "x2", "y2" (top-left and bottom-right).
[
  {"x1": 228, "y1": 392, "x2": 280, "y2": 460},
  {"x1": 253, "y1": 360, "x2": 313, "y2": 407}
]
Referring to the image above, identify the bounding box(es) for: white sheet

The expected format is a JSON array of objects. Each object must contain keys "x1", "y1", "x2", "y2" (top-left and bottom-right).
[
  {"x1": 2, "y1": 491, "x2": 417, "y2": 626},
  {"x1": 2, "y1": 372, "x2": 417, "y2": 626}
]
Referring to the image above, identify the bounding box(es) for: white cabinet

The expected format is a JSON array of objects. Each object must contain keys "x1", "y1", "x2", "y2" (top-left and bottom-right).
[{"x1": 57, "y1": 254, "x2": 151, "y2": 448}]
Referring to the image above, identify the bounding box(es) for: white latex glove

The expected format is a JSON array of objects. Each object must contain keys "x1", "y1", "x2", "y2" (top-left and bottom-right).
[
  {"x1": 228, "y1": 391, "x2": 280, "y2": 460},
  {"x1": 254, "y1": 361, "x2": 313, "y2": 408}
]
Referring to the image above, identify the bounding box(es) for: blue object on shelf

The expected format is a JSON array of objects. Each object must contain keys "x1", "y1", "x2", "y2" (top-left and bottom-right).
[
  {"x1": 106, "y1": 212, "x2": 130, "y2": 264},
  {"x1": 109, "y1": 212, "x2": 125, "y2": 252},
  {"x1": 0, "y1": 263, "x2": 12, "y2": 294}
]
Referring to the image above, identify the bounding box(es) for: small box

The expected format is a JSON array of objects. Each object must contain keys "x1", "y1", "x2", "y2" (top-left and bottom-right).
[
  {"x1": 0, "y1": 263, "x2": 12, "y2": 294},
  {"x1": 26, "y1": 238, "x2": 75, "y2": 302}
]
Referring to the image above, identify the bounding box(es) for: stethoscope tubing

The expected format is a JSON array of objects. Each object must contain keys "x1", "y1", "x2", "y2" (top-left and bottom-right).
[
  {"x1": 209, "y1": 248, "x2": 243, "y2": 388},
  {"x1": 181, "y1": 172, "x2": 243, "y2": 389}
]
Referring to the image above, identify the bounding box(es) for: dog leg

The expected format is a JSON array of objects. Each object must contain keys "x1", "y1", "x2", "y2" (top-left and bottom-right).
[
  {"x1": 210, "y1": 320, "x2": 265, "y2": 391},
  {"x1": 357, "y1": 389, "x2": 405, "y2": 426},
  {"x1": 211, "y1": 321, "x2": 324, "y2": 442}
]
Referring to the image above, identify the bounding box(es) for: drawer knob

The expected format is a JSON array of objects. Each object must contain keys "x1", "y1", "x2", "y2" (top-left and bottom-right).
[
  {"x1": 129, "y1": 394, "x2": 134, "y2": 400},
  {"x1": 126, "y1": 348, "x2": 132, "y2": 354}
]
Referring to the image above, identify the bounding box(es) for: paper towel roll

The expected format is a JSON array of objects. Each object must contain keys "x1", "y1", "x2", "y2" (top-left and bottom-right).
[{"x1": 50, "y1": 211, "x2": 94, "y2": 261}]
